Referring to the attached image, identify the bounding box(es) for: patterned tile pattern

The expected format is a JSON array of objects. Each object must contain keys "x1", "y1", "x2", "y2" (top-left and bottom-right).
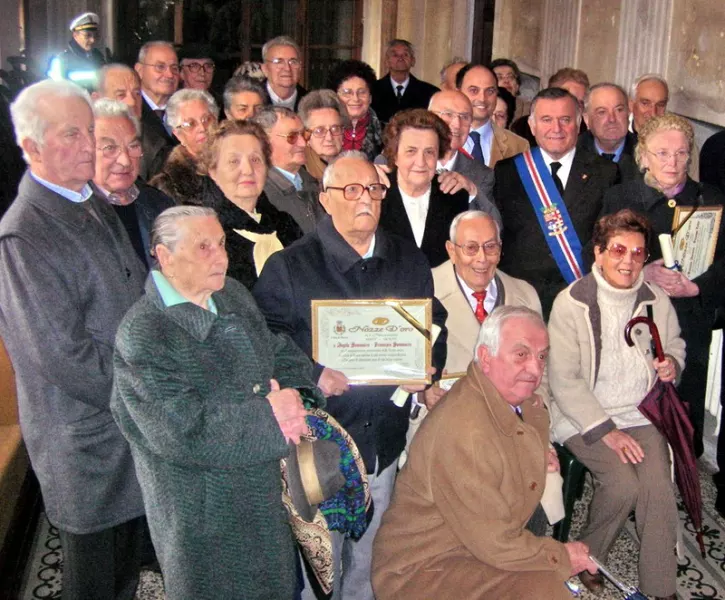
[{"x1": 20, "y1": 468, "x2": 725, "y2": 600}]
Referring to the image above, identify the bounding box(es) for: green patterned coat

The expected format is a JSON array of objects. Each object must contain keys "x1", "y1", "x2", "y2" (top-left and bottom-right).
[{"x1": 111, "y1": 274, "x2": 323, "y2": 600}]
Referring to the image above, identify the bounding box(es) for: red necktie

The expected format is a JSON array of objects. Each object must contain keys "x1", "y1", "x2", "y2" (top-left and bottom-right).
[{"x1": 473, "y1": 290, "x2": 487, "y2": 323}]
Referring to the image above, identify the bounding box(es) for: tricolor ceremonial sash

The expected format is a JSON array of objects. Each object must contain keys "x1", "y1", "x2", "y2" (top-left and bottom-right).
[{"x1": 514, "y1": 148, "x2": 584, "y2": 284}]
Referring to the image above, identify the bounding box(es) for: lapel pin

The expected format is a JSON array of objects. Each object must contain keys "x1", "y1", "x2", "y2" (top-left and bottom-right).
[
  {"x1": 667, "y1": 199, "x2": 677, "y2": 208},
  {"x1": 581, "y1": 173, "x2": 589, "y2": 181}
]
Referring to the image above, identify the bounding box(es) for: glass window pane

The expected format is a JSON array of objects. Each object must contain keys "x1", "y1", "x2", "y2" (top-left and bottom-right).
[{"x1": 307, "y1": 47, "x2": 354, "y2": 90}]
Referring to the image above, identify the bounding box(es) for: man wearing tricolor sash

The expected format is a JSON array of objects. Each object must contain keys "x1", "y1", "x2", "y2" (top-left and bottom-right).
[{"x1": 493, "y1": 87, "x2": 619, "y2": 317}]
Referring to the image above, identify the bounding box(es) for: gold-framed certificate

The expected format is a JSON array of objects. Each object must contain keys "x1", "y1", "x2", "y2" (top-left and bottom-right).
[
  {"x1": 672, "y1": 205, "x2": 723, "y2": 279},
  {"x1": 437, "y1": 372, "x2": 466, "y2": 392},
  {"x1": 311, "y1": 298, "x2": 432, "y2": 385}
]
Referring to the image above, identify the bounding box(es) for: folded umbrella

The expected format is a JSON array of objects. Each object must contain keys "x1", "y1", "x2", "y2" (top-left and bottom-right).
[{"x1": 624, "y1": 315, "x2": 706, "y2": 556}]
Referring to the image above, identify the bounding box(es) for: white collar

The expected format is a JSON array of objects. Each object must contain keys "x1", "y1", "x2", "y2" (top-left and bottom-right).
[
  {"x1": 267, "y1": 82, "x2": 298, "y2": 107},
  {"x1": 455, "y1": 269, "x2": 498, "y2": 313},
  {"x1": 142, "y1": 90, "x2": 165, "y2": 111}
]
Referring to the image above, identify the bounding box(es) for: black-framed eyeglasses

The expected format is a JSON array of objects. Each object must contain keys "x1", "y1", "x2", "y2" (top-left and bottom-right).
[
  {"x1": 453, "y1": 241, "x2": 502, "y2": 257},
  {"x1": 604, "y1": 243, "x2": 650, "y2": 263},
  {"x1": 274, "y1": 130, "x2": 310, "y2": 144},
  {"x1": 306, "y1": 125, "x2": 343, "y2": 139},
  {"x1": 97, "y1": 142, "x2": 144, "y2": 160},
  {"x1": 139, "y1": 62, "x2": 180, "y2": 75},
  {"x1": 266, "y1": 58, "x2": 301, "y2": 68},
  {"x1": 324, "y1": 183, "x2": 388, "y2": 201},
  {"x1": 176, "y1": 114, "x2": 217, "y2": 131},
  {"x1": 182, "y1": 62, "x2": 215, "y2": 73}
]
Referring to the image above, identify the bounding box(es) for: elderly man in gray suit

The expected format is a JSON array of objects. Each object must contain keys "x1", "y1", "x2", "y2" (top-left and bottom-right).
[
  {"x1": 0, "y1": 80, "x2": 147, "y2": 599},
  {"x1": 429, "y1": 90, "x2": 501, "y2": 226}
]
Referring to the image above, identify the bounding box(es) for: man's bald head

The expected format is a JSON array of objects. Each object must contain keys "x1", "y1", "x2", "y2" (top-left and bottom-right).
[{"x1": 429, "y1": 90, "x2": 474, "y2": 152}]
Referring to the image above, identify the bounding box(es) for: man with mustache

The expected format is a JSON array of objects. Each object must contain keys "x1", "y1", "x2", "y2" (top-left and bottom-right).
[
  {"x1": 494, "y1": 87, "x2": 619, "y2": 317},
  {"x1": 254, "y1": 151, "x2": 447, "y2": 600},
  {"x1": 577, "y1": 83, "x2": 640, "y2": 182},
  {"x1": 372, "y1": 306, "x2": 597, "y2": 599},
  {"x1": 135, "y1": 41, "x2": 180, "y2": 179},
  {"x1": 456, "y1": 63, "x2": 529, "y2": 169},
  {"x1": 91, "y1": 98, "x2": 173, "y2": 269}
]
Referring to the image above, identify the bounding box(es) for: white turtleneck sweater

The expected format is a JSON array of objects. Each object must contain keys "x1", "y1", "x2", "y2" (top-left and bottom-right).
[{"x1": 591, "y1": 266, "x2": 651, "y2": 430}]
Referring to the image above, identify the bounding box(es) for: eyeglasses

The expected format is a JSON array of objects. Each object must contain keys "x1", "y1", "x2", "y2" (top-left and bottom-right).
[
  {"x1": 176, "y1": 114, "x2": 217, "y2": 131},
  {"x1": 307, "y1": 125, "x2": 343, "y2": 139},
  {"x1": 604, "y1": 243, "x2": 650, "y2": 263},
  {"x1": 453, "y1": 241, "x2": 502, "y2": 257},
  {"x1": 646, "y1": 149, "x2": 689, "y2": 164},
  {"x1": 274, "y1": 129, "x2": 310, "y2": 144},
  {"x1": 266, "y1": 58, "x2": 301, "y2": 68},
  {"x1": 97, "y1": 142, "x2": 144, "y2": 160},
  {"x1": 182, "y1": 62, "x2": 215, "y2": 73},
  {"x1": 339, "y1": 88, "x2": 370, "y2": 99},
  {"x1": 139, "y1": 62, "x2": 180, "y2": 75},
  {"x1": 324, "y1": 183, "x2": 388, "y2": 201},
  {"x1": 431, "y1": 110, "x2": 473, "y2": 124}
]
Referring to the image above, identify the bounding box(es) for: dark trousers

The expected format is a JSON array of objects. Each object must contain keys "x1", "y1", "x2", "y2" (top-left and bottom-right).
[{"x1": 58, "y1": 516, "x2": 144, "y2": 600}]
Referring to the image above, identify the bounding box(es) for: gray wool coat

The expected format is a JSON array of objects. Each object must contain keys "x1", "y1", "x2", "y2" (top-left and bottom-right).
[
  {"x1": 0, "y1": 172, "x2": 147, "y2": 533},
  {"x1": 112, "y1": 274, "x2": 324, "y2": 600}
]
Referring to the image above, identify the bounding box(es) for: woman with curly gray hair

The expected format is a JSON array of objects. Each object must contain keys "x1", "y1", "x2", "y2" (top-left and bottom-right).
[{"x1": 602, "y1": 112, "x2": 725, "y2": 461}]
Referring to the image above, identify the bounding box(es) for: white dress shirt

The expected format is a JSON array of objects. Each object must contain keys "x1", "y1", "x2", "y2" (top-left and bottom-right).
[
  {"x1": 399, "y1": 187, "x2": 431, "y2": 247},
  {"x1": 463, "y1": 120, "x2": 494, "y2": 165},
  {"x1": 267, "y1": 82, "x2": 298, "y2": 110},
  {"x1": 390, "y1": 76, "x2": 410, "y2": 96},
  {"x1": 456, "y1": 271, "x2": 498, "y2": 315},
  {"x1": 539, "y1": 147, "x2": 576, "y2": 190}
]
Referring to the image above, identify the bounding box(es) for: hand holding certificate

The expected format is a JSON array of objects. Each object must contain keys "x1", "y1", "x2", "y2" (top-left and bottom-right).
[
  {"x1": 671, "y1": 205, "x2": 722, "y2": 279},
  {"x1": 312, "y1": 299, "x2": 432, "y2": 385}
]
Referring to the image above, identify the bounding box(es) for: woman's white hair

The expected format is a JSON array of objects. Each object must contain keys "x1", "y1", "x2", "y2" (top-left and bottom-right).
[
  {"x1": 165, "y1": 89, "x2": 219, "y2": 129},
  {"x1": 92, "y1": 98, "x2": 142, "y2": 137},
  {"x1": 474, "y1": 305, "x2": 545, "y2": 360},
  {"x1": 10, "y1": 79, "x2": 92, "y2": 163},
  {"x1": 150, "y1": 206, "x2": 218, "y2": 256}
]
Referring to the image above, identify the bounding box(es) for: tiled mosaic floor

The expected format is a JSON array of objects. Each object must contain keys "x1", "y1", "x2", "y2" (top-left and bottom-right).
[{"x1": 20, "y1": 466, "x2": 725, "y2": 600}]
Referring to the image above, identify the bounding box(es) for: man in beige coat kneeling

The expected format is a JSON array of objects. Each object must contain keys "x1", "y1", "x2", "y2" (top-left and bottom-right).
[{"x1": 372, "y1": 306, "x2": 597, "y2": 599}]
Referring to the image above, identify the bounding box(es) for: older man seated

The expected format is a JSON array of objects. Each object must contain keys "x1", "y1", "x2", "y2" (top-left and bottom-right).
[
  {"x1": 372, "y1": 306, "x2": 597, "y2": 599},
  {"x1": 91, "y1": 98, "x2": 174, "y2": 268}
]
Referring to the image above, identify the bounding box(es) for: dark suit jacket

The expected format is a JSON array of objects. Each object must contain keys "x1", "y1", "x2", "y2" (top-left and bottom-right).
[
  {"x1": 379, "y1": 173, "x2": 470, "y2": 268},
  {"x1": 577, "y1": 130, "x2": 641, "y2": 183},
  {"x1": 700, "y1": 129, "x2": 725, "y2": 194},
  {"x1": 0, "y1": 173, "x2": 147, "y2": 533},
  {"x1": 139, "y1": 98, "x2": 178, "y2": 181},
  {"x1": 252, "y1": 216, "x2": 447, "y2": 473},
  {"x1": 371, "y1": 74, "x2": 439, "y2": 125},
  {"x1": 494, "y1": 148, "x2": 619, "y2": 317},
  {"x1": 130, "y1": 180, "x2": 175, "y2": 267},
  {"x1": 267, "y1": 83, "x2": 308, "y2": 111},
  {"x1": 451, "y1": 151, "x2": 501, "y2": 226}
]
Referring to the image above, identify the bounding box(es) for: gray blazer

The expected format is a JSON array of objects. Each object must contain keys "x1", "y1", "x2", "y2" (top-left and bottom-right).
[
  {"x1": 0, "y1": 173, "x2": 147, "y2": 534},
  {"x1": 451, "y1": 151, "x2": 502, "y2": 227},
  {"x1": 263, "y1": 166, "x2": 325, "y2": 234}
]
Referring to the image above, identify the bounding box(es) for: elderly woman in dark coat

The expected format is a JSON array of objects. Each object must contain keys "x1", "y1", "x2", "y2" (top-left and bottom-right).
[
  {"x1": 201, "y1": 119, "x2": 303, "y2": 289},
  {"x1": 111, "y1": 206, "x2": 322, "y2": 600},
  {"x1": 149, "y1": 88, "x2": 219, "y2": 205},
  {"x1": 601, "y1": 113, "x2": 725, "y2": 458}
]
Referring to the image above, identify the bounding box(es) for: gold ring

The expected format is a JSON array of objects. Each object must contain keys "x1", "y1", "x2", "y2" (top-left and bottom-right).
[{"x1": 621, "y1": 446, "x2": 628, "y2": 452}]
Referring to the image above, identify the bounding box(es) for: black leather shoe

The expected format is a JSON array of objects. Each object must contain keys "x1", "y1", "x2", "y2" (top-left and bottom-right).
[{"x1": 578, "y1": 570, "x2": 604, "y2": 594}]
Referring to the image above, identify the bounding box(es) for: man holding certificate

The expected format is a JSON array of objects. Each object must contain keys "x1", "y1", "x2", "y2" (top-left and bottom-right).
[{"x1": 253, "y1": 150, "x2": 447, "y2": 600}]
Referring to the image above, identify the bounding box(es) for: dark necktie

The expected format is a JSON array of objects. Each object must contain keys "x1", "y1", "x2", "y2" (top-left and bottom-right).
[
  {"x1": 550, "y1": 161, "x2": 565, "y2": 196},
  {"x1": 396, "y1": 85, "x2": 404, "y2": 103},
  {"x1": 469, "y1": 131, "x2": 485, "y2": 164},
  {"x1": 601, "y1": 153, "x2": 616, "y2": 161},
  {"x1": 153, "y1": 108, "x2": 165, "y2": 121},
  {"x1": 472, "y1": 290, "x2": 487, "y2": 323}
]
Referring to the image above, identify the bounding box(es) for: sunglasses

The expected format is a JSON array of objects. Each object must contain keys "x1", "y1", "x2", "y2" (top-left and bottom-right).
[
  {"x1": 604, "y1": 243, "x2": 650, "y2": 263},
  {"x1": 274, "y1": 130, "x2": 310, "y2": 144}
]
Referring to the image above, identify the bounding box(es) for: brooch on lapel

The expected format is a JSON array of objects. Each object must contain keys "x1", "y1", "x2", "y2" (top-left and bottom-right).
[
  {"x1": 667, "y1": 199, "x2": 677, "y2": 208},
  {"x1": 581, "y1": 173, "x2": 589, "y2": 181}
]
